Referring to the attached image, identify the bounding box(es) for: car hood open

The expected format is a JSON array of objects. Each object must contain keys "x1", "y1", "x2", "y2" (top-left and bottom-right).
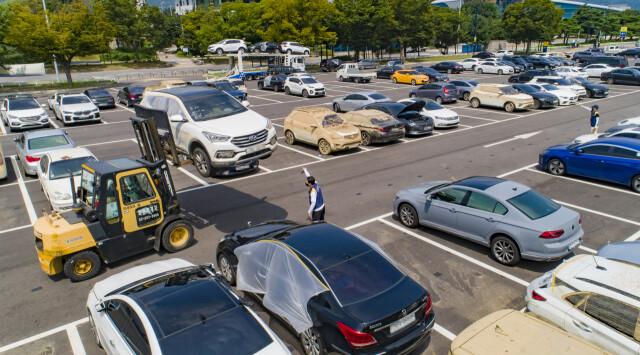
[{"x1": 399, "y1": 100, "x2": 426, "y2": 115}]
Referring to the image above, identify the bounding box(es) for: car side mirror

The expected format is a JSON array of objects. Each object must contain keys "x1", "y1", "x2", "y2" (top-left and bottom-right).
[
  {"x1": 571, "y1": 148, "x2": 584, "y2": 154},
  {"x1": 169, "y1": 114, "x2": 186, "y2": 122},
  {"x1": 309, "y1": 124, "x2": 317, "y2": 128},
  {"x1": 14, "y1": 137, "x2": 19, "y2": 142},
  {"x1": 425, "y1": 193, "x2": 432, "y2": 201},
  {"x1": 94, "y1": 303, "x2": 106, "y2": 312}
]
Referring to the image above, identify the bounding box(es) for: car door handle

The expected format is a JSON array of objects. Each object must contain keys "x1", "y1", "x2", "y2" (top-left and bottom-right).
[
  {"x1": 109, "y1": 340, "x2": 116, "y2": 347},
  {"x1": 573, "y1": 320, "x2": 592, "y2": 332},
  {"x1": 485, "y1": 217, "x2": 496, "y2": 222},
  {"x1": 448, "y1": 208, "x2": 457, "y2": 213}
]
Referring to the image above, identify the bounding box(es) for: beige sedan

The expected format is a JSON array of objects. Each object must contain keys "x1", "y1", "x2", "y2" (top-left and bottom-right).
[
  {"x1": 284, "y1": 107, "x2": 361, "y2": 155},
  {"x1": 0, "y1": 143, "x2": 6, "y2": 180}
]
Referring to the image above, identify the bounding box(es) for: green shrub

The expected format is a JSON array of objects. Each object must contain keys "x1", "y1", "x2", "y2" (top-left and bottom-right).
[{"x1": 100, "y1": 47, "x2": 158, "y2": 62}]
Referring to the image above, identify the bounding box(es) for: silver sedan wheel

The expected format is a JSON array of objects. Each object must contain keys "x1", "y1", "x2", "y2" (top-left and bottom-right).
[
  {"x1": 493, "y1": 240, "x2": 515, "y2": 264},
  {"x1": 399, "y1": 205, "x2": 418, "y2": 227},
  {"x1": 301, "y1": 328, "x2": 321, "y2": 355}
]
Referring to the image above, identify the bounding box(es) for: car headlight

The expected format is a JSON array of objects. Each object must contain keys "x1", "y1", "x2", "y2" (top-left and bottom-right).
[
  {"x1": 52, "y1": 191, "x2": 71, "y2": 201},
  {"x1": 202, "y1": 131, "x2": 230, "y2": 142},
  {"x1": 266, "y1": 119, "x2": 273, "y2": 130}
]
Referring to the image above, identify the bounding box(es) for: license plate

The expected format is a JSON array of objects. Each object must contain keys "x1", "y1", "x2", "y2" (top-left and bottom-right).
[
  {"x1": 390, "y1": 313, "x2": 415, "y2": 334},
  {"x1": 236, "y1": 164, "x2": 251, "y2": 171},
  {"x1": 568, "y1": 239, "x2": 580, "y2": 251},
  {"x1": 247, "y1": 144, "x2": 264, "y2": 154}
]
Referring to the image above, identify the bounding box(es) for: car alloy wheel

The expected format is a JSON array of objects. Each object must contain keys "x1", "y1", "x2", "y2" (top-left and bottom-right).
[
  {"x1": 238, "y1": 48, "x2": 245, "y2": 54},
  {"x1": 533, "y1": 99, "x2": 540, "y2": 109},
  {"x1": 586, "y1": 90, "x2": 593, "y2": 98},
  {"x1": 632, "y1": 175, "x2": 640, "y2": 193},
  {"x1": 435, "y1": 96, "x2": 443, "y2": 104},
  {"x1": 477, "y1": 68, "x2": 483, "y2": 74},
  {"x1": 411, "y1": 79, "x2": 416, "y2": 85},
  {"x1": 257, "y1": 82, "x2": 263, "y2": 90},
  {"x1": 300, "y1": 327, "x2": 324, "y2": 355},
  {"x1": 285, "y1": 130, "x2": 296, "y2": 145},
  {"x1": 470, "y1": 98, "x2": 480, "y2": 108},
  {"x1": 607, "y1": 78, "x2": 614, "y2": 84},
  {"x1": 399, "y1": 204, "x2": 419, "y2": 228},
  {"x1": 333, "y1": 103, "x2": 341, "y2": 112},
  {"x1": 287, "y1": 49, "x2": 292, "y2": 54},
  {"x1": 339, "y1": 75, "x2": 344, "y2": 82},
  {"x1": 88, "y1": 311, "x2": 102, "y2": 348},
  {"x1": 318, "y1": 139, "x2": 332, "y2": 155},
  {"x1": 504, "y1": 102, "x2": 515, "y2": 112},
  {"x1": 498, "y1": 69, "x2": 503, "y2": 75},
  {"x1": 447, "y1": 69, "x2": 452, "y2": 74},
  {"x1": 547, "y1": 158, "x2": 565, "y2": 176},
  {"x1": 361, "y1": 131, "x2": 371, "y2": 146},
  {"x1": 302, "y1": 90, "x2": 309, "y2": 98},
  {"x1": 218, "y1": 253, "x2": 236, "y2": 285},
  {"x1": 392, "y1": 77, "x2": 397, "y2": 83},
  {"x1": 463, "y1": 92, "x2": 470, "y2": 101},
  {"x1": 216, "y1": 48, "x2": 223, "y2": 55},
  {"x1": 284, "y1": 87, "x2": 291, "y2": 95},
  {"x1": 192, "y1": 147, "x2": 211, "y2": 177},
  {"x1": 491, "y1": 237, "x2": 520, "y2": 265}
]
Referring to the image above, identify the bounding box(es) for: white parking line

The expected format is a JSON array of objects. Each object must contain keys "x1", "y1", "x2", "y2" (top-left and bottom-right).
[
  {"x1": 177, "y1": 167, "x2": 209, "y2": 186},
  {"x1": 579, "y1": 245, "x2": 597, "y2": 254},
  {"x1": 434, "y1": 324, "x2": 456, "y2": 341},
  {"x1": 66, "y1": 325, "x2": 86, "y2": 355},
  {"x1": 554, "y1": 200, "x2": 640, "y2": 227},
  {"x1": 496, "y1": 163, "x2": 539, "y2": 178},
  {"x1": 626, "y1": 230, "x2": 640, "y2": 241},
  {"x1": 457, "y1": 124, "x2": 474, "y2": 128},
  {"x1": 0, "y1": 224, "x2": 32, "y2": 236},
  {"x1": 82, "y1": 138, "x2": 137, "y2": 148},
  {"x1": 277, "y1": 144, "x2": 324, "y2": 160},
  {"x1": 251, "y1": 95, "x2": 283, "y2": 103},
  {"x1": 525, "y1": 168, "x2": 640, "y2": 197},
  {"x1": 259, "y1": 165, "x2": 273, "y2": 173},
  {"x1": 9, "y1": 157, "x2": 37, "y2": 224},
  {"x1": 116, "y1": 103, "x2": 135, "y2": 113},
  {"x1": 460, "y1": 115, "x2": 499, "y2": 122},
  {"x1": 0, "y1": 318, "x2": 88, "y2": 353},
  {"x1": 48, "y1": 118, "x2": 60, "y2": 129}
]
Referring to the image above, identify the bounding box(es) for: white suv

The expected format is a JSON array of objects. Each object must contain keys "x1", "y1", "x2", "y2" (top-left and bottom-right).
[
  {"x1": 283, "y1": 77, "x2": 326, "y2": 97},
  {"x1": 141, "y1": 86, "x2": 277, "y2": 177},
  {"x1": 280, "y1": 42, "x2": 310, "y2": 55},
  {"x1": 208, "y1": 39, "x2": 247, "y2": 55},
  {"x1": 529, "y1": 76, "x2": 587, "y2": 98},
  {"x1": 51, "y1": 94, "x2": 101, "y2": 126},
  {"x1": 527, "y1": 254, "x2": 640, "y2": 354},
  {"x1": 1, "y1": 95, "x2": 50, "y2": 132}
]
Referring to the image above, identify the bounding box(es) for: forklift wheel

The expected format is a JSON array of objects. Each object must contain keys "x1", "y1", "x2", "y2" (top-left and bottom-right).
[
  {"x1": 64, "y1": 251, "x2": 101, "y2": 282},
  {"x1": 162, "y1": 220, "x2": 194, "y2": 252}
]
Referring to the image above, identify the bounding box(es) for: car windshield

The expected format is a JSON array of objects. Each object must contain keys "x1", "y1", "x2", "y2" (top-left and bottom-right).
[
  {"x1": 554, "y1": 78, "x2": 571, "y2": 85},
  {"x1": 28, "y1": 135, "x2": 69, "y2": 150},
  {"x1": 322, "y1": 114, "x2": 344, "y2": 127},
  {"x1": 516, "y1": 85, "x2": 536, "y2": 94},
  {"x1": 87, "y1": 90, "x2": 110, "y2": 96},
  {"x1": 8, "y1": 99, "x2": 40, "y2": 110},
  {"x1": 130, "y1": 86, "x2": 145, "y2": 95},
  {"x1": 181, "y1": 92, "x2": 247, "y2": 121},
  {"x1": 214, "y1": 82, "x2": 237, "y2": 91},
  {"x1": 542, "y1": 84, "x2": 559, "y2": 91},
  {"x1": 424, "y1": 101, "x2": 444, "y2": 110},
  {"x1": 369, "y1": 93, "x2": 389, "y2": 100},
  {"x1": 49, "y1": 156, "x2": 95, "y2": 180},
  {"x1": 62, "y1": 96, "x2": 90, "y2": 105},
  {"x1": 321, "y1": 250, "x2": 404, "y2": 305},
  {"x1": 507, "y1": 189, "x2": 560, "y2": 220},
  {"x1": 500, "y1": 87, "x2": 519, "y2": 95},
  {"x1": 301, "y1": 78, "x2": 319, "y2": 84}
]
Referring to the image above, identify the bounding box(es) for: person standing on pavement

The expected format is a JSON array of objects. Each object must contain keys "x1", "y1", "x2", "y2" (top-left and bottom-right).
[
  {"x1": 582, "y1": 105, "x2": 600, "y2": 134},
  {"x1": 302, "y1": 167, "x2": 325, "y2": 222}
]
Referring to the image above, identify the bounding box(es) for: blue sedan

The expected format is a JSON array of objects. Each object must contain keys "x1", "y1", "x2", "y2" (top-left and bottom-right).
[{"x1": 539, "y1": 137, "x2": 640, "y2": 192}]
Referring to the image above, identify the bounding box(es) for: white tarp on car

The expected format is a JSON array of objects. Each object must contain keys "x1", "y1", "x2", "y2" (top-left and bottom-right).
[{"x1": 235, "y1": 240, "x2": 329, "y2": 334}]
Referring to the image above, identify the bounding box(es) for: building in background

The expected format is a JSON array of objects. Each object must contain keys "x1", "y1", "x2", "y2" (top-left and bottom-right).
[{"x1": 433, "y1": 0, "x2": 624, "y2": 17}]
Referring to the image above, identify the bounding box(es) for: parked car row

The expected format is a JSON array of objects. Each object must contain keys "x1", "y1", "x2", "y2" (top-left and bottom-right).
[{"x1": 208, "y1": 39, "x2": 311, "y2": 55}]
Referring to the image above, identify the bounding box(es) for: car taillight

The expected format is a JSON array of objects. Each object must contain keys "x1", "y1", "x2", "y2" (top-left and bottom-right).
[
  {"x1": 378, "y1": 127, "x2": 390, "y2": 132},
  {"x1": 443, "y1": 87, "x2": 449, "y2": 94},
  {"x1": 424, "y1": 294, "x2": 432, "y2": 317},
  {"x1": 25, "y1": 156, "x2": 40, "y2": 163},
  {"x1": 539, "y1": 230, "x2": 564, "y2": 239},
  {"x1": 337, "y1": 322, "x2": 377, "y2": 348},
  {"x1": 579, "y1": 214, "x2": 582, "y2": 224},
  {"x1": 532, "y1": 290, "x2": 546, "y2": 301},
  {"x1": 129, "y1": 94, "x2": 138, "y2": 99}
]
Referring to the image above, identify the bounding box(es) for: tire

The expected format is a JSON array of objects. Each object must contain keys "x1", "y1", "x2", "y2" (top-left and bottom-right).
[
  {"x1": 64, "y1": 250, "x2": 101, "y2": 282},
  {"x1": 411, "y1": 79, "x2": 416, "y2": 85},
  {"x1": 359, "y1": 66, "x2": 364, "y2": 70},
  {"x1": 318, "y1": 139, "x2": 332, "y2": 155},
  {"x1": 547, "y1": 158, "x2": 566, "y2": 176},
  {"x1": 287, "y1": 49, "x2": 292, "y2": 55},
  {"x1": 238, "y1": 48, "x2": 245, "y2": 54},
  {"x1": 285, "y1": 130, "x2": 296, "y2": 145},
  {"x1": 358, "y1": 78, "x2": 364, "y2": 83},
  {"x1": 463, "y1": 92, "x2": 470, "y2": 101},
  {"x1": 302, "y1": 90, "x2": 309, "y2": 98},
  {"x1": 192, "y1": 147, "x2": 212, "y2": 177},
  {"x1": 284, "y1": 87, "x2": 291, "y2": 95},
  {"x1": 299, "y1": 327, "x2": 326, "y2": 355},
  {"x1": 246, "y1": 74, "x2": 253, "y2": 81},
  {"x1": 607, "y1": 78, "x2": 614, "y2": 84},
  {"x1": 477, "y1": 68, "x2": 483, "y2": 74},
  {"x1": 392, "y1": 77, "x2": 398, "y2": 83},
  {"x1": 504, "y1": 102, "x2": 515, "y2": 112},
  {"x1": 257, "y1": 82, "x2": 264, "y2": 90},
  {"x1": 216, "y1": 48, "x2": 223, "y2": 55},
  {"x1": 409, "y1": 93, "x2": 417, "y2": 98},
  {"x1": 491, "y1": 236, "x2": 521, "y2": 266},
  {"x1": 217, "y1": 253, "x2": 237, "y2": 285},
  {"x1": 498, "y1": 69, "x2": 503, "y2": 75},
  {"x1": 333, "y1": 103, "x2": 341, "y2": 112},
  {"x1": 576, "y1": 59, "x2": 581, "y2": 63},
  {"x1": 631, "y1": 175, "x2": 640, "y2": 193},
  {"x1": 435, "y1": 96, "x2": 443, "y2": 104},
  {"x1": 470, "y1": 98, "x2": 480, "y2": 108},
  {"x1": 161, "y1": 219, "x2": 194, "y2": 252},
  {"x1": 447, "y1": 69, "x2": 452, "y2": 74},
  {"x1": 274, "y1": 85, "x2": 281, "y2": 92},
  {"x1": 88, "y1": 310, "x2": 103, "y2": 349},
  {"x1": 275, "y1": 48, "x2": 281, "y2": 54},
  {"x1": 398, "y1": 203, "x2": 419, "y2": 228},
  {"x1": 360, "y1": 131, "x2": 371, "y2": 146},
  {"x1": 339, "y1": 75, "x2": 344, "y2": 82},
  {"x1": 586, "y1": 89, "x2": 593, "y2": 98},
  {"x1": 533, "y1": 99, "x2": 540, "y2": 109}
]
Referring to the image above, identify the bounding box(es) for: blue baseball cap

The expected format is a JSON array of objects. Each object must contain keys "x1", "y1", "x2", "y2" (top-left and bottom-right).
[{"x1": 592, "y1": 105, "x2": 599, "y2": 109}]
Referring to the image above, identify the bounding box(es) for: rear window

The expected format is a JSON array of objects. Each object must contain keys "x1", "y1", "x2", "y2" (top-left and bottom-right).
[
  {"x1": 321, "y1": 250, "x2": 404, "y2": 305},
  {"x1": 87, "y1": 90, "x2": 110, "y2": 96},
  {"x1": 130, "y1": 86, "x2": 145, "y2": 95},
  {"x1": 28, "y1": 135, "x2": 69, "y2": 150},
  {"x1": 369, "y1": 94, "x2": 389, "y2": 100},
  {"x1": 507, "y1": 189, "x2": 560, "y2": 220}
]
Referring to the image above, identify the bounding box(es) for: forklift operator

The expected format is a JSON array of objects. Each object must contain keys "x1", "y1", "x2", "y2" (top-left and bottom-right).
[{"x1": 121, "y1": 173, "x2": 153, "y2": 204}]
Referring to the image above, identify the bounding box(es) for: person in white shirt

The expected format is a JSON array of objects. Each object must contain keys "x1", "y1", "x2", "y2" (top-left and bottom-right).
[{"x1": 302, "y1": 167, "x2": 325, "y2": 222}]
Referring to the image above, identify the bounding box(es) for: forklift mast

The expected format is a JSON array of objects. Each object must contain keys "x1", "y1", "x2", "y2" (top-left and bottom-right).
[{"x1": 131, "y1": 105, "x2": 189, "y2": 167}]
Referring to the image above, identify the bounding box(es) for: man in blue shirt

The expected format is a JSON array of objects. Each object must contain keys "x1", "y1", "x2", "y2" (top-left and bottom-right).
[{"x1": 302, "y1": 167, "x2": 325, "y2": 222}]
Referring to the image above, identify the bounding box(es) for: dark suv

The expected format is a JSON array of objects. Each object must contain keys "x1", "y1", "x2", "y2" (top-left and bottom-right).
[
  {"x1": 508, "y1": 69, "x2": 558, "y2": 83},
  {"x1": 572, "y1": 51, "x2": 605, "y2": 63},
  {"x1": 522, "y1": 56, "x2": 557, "y2": 69},
  {"x1": 320, "y1": 59, "x2": 343, "y2": 72}
]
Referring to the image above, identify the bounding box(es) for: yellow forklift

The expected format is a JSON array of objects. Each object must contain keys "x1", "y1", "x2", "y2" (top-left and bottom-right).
[{"x1": 34, "y1": 106, "x2": 195, "y2": 282}]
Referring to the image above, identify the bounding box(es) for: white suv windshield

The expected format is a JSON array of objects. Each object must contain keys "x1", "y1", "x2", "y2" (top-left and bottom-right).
[
  {"x1": 62, "y1": 96, "x2": 91, "y2": 105},
  {"x1": 180, "y1": 92, "x2": 247, "y2": 121},
  {"x1": 9, "y1": 99, "x2": 40, "y2": 110}
]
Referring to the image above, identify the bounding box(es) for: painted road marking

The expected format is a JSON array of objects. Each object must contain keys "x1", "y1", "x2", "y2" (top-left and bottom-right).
[
  {"x1": 66, "y1": 325, "x2": 86, "y2": 355},
  {"x1": 525, "y1": 168, "x2": 640, "y2": 197},
  {"x1": 626, "y1": 230, "x2": 640, "y2": 241},
  {"x1": 10, "y1": 156, "x2": 37, "y2": 224},
  {"x1": 277, "y1": 144, "x2": 324, "y2": 161},
  {"x1": 554, "y1": 200, "x2": 640, "y2": 227},
  {"x1": 177, "y1": 167, "x2": 209, "y2": 186}
]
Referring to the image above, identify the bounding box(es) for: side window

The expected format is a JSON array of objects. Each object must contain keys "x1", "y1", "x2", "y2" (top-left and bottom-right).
[
  {"x1": 123, "y1": 308, "x2": 151, "y2": 355},
  {"x1": 40, "y1": 156, "x2": 49, "y2": 174},
  {"x1": 353, "y1": 95, "x2": 366, "y2": 100},
  {"x1": 583, "y1": 294, "x2": 639, "y2": 339},
  {"x1": 465, "y1": 191, "x2": 508, "y2": 215},
  {"x1": 610, "y1": 147, "x2": 640, "y2": 159},
  {"x1": 166, "y1": 98, "x2": 186, "y2": 121},
  {"x1": 432, "y1": 188, "x2": 468, "y2": 205},
  {"x1": 106, "y1": 300, "x2": 130, "y2": 332},
  {"x1": 582, "y1": 145, "x2": 611, "y2": 156},
  {"x1": 105, "y1": 179, "x2": 120, "y2": 223},
  {"x1": 564, "y1": 292, "x2": 589, "y2": 312},
  {"x1": 120, "y1": 173, "x2": 155, "y2": 205},
  {"x1": 345, "y1": 94, "x2": 357, "y2": 100}
]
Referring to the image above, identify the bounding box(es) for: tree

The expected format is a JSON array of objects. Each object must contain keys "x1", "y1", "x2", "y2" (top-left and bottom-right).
[
  {"x1": 5, "y1": 1, "x2": 114, "y2": 86},
  {"x1": 559, "y1": 17, "x2": 580, "y2": 44},
  {"x1": 178, "y1": 10, "x2": 224, "y2": 56},
  {"x1": 432, "y1": 7, "x2": 467, "y2": 54},
  {"x1": 333, "y1": 0, "x2": 393, "y2": 60},
  {"x1": 219, "y1": 2, "x2": 264, "y2": 45},
  {"x1": 573, "y1": 5, "x2": 605, "y2": 40},
  {"x1": 387, "y1": 0, "x2": 433, "y2": 60},
  {"x1": 258, "y1": 0, "x2": 337, "y2": 47},
  {"x1": 461, "y1": 0, "x2": 503, "y2": 47},
  {"x1": 502, "y1": 0, "x2": 563, "y2": 53}
]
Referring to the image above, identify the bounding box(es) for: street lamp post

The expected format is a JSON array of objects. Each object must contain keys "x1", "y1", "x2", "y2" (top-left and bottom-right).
[
  {"x1": 472, "y1": 4, "x2": 478, "y2": 56},
  {"x1": 41, "y1": 0, "x2": 60, "y2": 82},
  {"x1": 456, "y1": 0, "x2": 462, "y2": 54}
]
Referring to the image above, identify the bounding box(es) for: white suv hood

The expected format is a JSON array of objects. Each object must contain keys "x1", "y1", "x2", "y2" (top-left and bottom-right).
[
  {"x1": 11, "y1": 108, "x2": 45, "y2": 118},
  {"x1": 304, "y1": 83, "x2": 325, "y2": 90},
  {"x1": 194, "y1": 109, "x2": 268, "y2": 137},
  {"x1": 62, "y1": 103, "x2": 97, "y2": 112}
]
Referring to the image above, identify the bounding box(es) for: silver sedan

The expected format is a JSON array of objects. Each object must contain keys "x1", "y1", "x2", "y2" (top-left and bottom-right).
[
  {"x1": 393, "y1": 176, "x2": 583, "y2": 265},
  {"x1": 332, "y1": 91, "x2": 392, "y2": 112},
  {"x1": 14, "y1": 129, "x2": 76, "y2": 175}
]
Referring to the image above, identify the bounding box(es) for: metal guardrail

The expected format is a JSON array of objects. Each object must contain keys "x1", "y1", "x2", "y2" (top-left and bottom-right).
[{"x1": 112, "y1": 69, "x2": 207, "y2": 82}]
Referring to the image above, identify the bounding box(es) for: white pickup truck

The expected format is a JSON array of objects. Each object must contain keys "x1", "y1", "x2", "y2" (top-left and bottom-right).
[{"x1": 336, "y1": 63, "x2": 376, "y2": 83}]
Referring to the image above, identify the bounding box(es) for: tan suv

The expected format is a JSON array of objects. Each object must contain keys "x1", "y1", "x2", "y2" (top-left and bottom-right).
[
  {"x1": 284, "y1": 107, "x2": 362, "y2": 155},
  {"x1": 469, "y1": 83, "x2": 534, "y2": 112}
]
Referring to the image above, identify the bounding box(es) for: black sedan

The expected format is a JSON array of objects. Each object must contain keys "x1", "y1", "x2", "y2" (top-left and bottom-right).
[
  {"x1": 413, "y1": 67, "x2": 449, "y2": 82},
  {"x1": 116, "y1": 86, "x2": 145, "y2": 107},
  {"x1": 376, "y1": 65, "x2": 403, "y2": 79},
  {"x1": 430, "y1": 61, "x2": 464, "y2": 74},
  {"x1": 567, "y1": 77, "x2": 609, "y2": 98},
  {"x1": 257, "y1": 74, "x2": 287, "y2": 92},
  {"x1": 362, "y1": 101, "x2": 434, "y2": 135},
  {"x1": 357, "y1": 59, "x2": 380, "y2": 70},
  {"x1": 511, "y1": 84, "x2": 558, "y2": 109},
  {"x1": 508, "y1": 69, "x2": 558, "y2": 83},
  {"x1": 522, "y1": 56, "x2": 557, "y2": 69},
  {"x1": 601, "y1": 68, "x2": 640, "y2": 85},
  {"x1": 472, "y1": 51, "x2": 495, "y2": 59},
  {"x1": 216, "y1": 221, "x2": 435, "y2": 355},
  {"x1": 498, "y1": 60, "x2": 523, "y2": 73},
  {"x1": 248, "y1": 41, "x2": 280, "y2": 53},
  {"x1": 502, "y1": 56, "x2": 533, "y2": 70},
  {"x1": 83, "y1": 89, "x2": 115, "y2": 109},
  {"x1": 450, "y1": 80, "x2": 478, "y2": 101}
]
